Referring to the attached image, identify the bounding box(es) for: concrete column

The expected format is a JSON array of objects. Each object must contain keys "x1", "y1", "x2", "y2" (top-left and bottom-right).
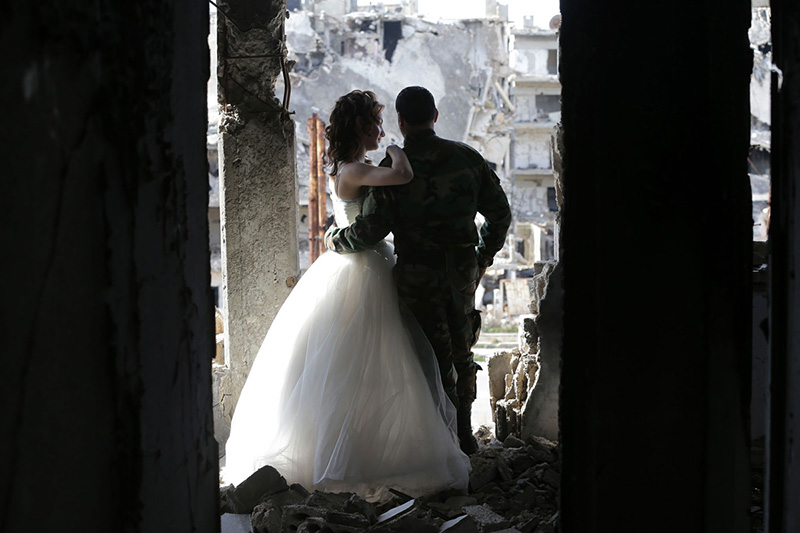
[
  {"x1": 559, "y1": 0, "x2": 752, "y2": 530},
  {"x1": 1, "y1": 1, "x2": 218, "y2": 531},
  {"x1": 217, "y1": 0, "x2": 299, "y2": 451},
  {"x1": 768, "y1": 0, "x2": 800, "y2": 529}
]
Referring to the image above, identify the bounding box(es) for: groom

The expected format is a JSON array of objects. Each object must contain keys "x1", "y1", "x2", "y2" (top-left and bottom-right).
[{"x1": 325, "y1": 86, "x2": 511, "y2": 454}]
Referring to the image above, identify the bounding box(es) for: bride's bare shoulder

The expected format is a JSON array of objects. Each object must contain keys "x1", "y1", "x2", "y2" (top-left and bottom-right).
[{"x1": 335, "y1": 162, "x2": 366, "y2": 199}]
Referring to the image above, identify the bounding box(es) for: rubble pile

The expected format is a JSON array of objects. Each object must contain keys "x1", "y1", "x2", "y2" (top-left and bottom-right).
[
  {"x1": 487, "y1": 349, "x2": 539, "y2": 442},
  {"x1": 487, "y1": 259, "x2": 560, "y2": 442},
  {"x1": 220, "y1": 434, "x2": 560, "y2": 532}
]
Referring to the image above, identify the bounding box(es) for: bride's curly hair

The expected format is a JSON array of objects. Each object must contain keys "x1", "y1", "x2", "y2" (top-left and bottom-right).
[{"x1": 325, "y1": 90, "x2": 385, "y2": 176}]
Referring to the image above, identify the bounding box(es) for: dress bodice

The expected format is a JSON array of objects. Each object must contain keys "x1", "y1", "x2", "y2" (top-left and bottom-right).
[{"x1": 331, "y1": 189, "x2": 364, "y2": 227}]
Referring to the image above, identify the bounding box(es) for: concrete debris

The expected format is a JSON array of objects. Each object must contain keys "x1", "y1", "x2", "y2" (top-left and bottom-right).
[
  {"x1": 221, "y1": 465, "x2": 291, "y2": 514},
  {"x1": 503, "y1": 435, "x2": 526, "y2": 449},
  {"x1": 488, "y1": 259, "x2": 562, "y2": 443},
  {"x1": 462, "y1": 504, "x2": 512, "y2": 531},
  {"x1": 221, "y1": 437, "x2": 559, "y2": 532},
  {"x1": 488, "y1": 348, "x2": 540, "y2": 442}
]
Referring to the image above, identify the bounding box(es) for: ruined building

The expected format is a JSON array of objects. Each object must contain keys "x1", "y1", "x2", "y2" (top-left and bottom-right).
[{"x1": 4, "y1": 0, "x2": 800, "y2": 532}]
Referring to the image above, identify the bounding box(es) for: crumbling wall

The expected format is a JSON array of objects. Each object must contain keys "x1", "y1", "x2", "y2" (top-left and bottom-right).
[
  {"x1": 512, "y1": 129, "x2": 552, "y2": 169},
  {"x1": 1, "y1": 1, "x2": 218, "y2": 531},
  {"x1": 488, "y1": 119, "x2": 564, "y2": 444},
  {"x1": 216, "y1": 0, "x2": 300, "y2": 461},
  {"x1": 488, "y1": 258, "x2": 562, "y2": 443}
]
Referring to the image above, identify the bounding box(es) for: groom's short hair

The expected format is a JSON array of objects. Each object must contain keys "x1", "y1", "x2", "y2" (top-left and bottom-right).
[{"x1": 396, "y1": 86, "x2": 436, "y2": 126}]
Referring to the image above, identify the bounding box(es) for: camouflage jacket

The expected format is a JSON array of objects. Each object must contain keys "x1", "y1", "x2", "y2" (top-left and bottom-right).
[{"x1": 327, "y1": 129, "x2": 511, "y2": 269}]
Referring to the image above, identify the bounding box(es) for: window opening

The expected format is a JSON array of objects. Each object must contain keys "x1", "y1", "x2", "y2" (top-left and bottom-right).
[
  {"x1": 547, "y1": 49, "x2": 557, "y2": 74},
  {"x1": 383, "y1": 20, "x2": 402, "y2": 62}
]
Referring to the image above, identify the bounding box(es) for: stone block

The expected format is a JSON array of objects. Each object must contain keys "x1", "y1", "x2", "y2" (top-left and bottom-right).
[
  {"x1": 462, "y1": 504, "x2": 512, "y2": 532},
  {"x1": 504, "y1": 374, "x2": 515, "y2": 401},
  {"x1": 525, "y1": 436, "x2": 558, "y2": 463},
  {"x1": 509, "y1": 450, "x2": 536, "y2": 473},
  {"x1": 540, "y1": 468, "x2": 560, "y2": 489},
  {"x1": 495, "y1": 403, "x2": 509, "y2": 442},
  {"x1": 487, "y1": 352, "x2": 514, "y2": 408},
  {"x1": 504, "y1": 435, "x2": 525, "y2": 449},
  {"x1": 469, "y1": 455, "x2": 499, "y2": 492},
  {"x1": 518, "y1": 314, "x2": 538, "y2": 351},
  {"x1": 344, "y1": 493, "x2": 379, "y2": 524},
  {"x1": 496, "y1": 456, "x2": 514, "y2": 482},
  {"x1": 260, "y1": 483, "x2": 309, "y2": 510},
  {"x1": 282, "y1": 504, "x2": 371, "y2": 532},
  {"x1": 251, "y1": 500, "x2": 282, "y2": 533},
  {"x1": 305, "y1": 490, "x2": 357, "y2": 510},
  {"x1": 223, "y1": 465, "x2": 288, "y2": 514}
]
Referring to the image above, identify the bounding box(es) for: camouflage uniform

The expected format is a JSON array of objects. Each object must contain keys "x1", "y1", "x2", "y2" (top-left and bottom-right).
[{"x1": 326, "y1": 129, "x2": 511, "y2": 413}]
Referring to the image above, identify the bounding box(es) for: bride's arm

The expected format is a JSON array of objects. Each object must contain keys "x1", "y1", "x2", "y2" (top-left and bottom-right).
[{"x1": 343, "y1": 145, "x2": 413, "y2": 187}]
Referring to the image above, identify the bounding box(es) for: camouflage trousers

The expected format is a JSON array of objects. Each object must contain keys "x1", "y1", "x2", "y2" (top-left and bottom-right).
[{"x1": 394, "y1": 247, "x2": 482, "y2": 408}]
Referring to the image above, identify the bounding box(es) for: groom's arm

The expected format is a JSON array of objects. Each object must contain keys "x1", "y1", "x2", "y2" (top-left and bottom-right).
[
  {"x1": 476, "y1": 160, "x2": 512, "y2": 270},
  {"x1": 325, "y1": 186, "x2": 395, "y2": 254}
]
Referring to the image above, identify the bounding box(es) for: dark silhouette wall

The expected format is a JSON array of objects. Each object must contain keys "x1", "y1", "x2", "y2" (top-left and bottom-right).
[
  {"x1": 768, "y1": 0, "x2": 800, "y2": 530},
  {"x1": 1, "y1": 1, "x2": 219, "y2": 531},
  {"x1": 559, "y1": 1, "x2": 753, "y2": 530}
]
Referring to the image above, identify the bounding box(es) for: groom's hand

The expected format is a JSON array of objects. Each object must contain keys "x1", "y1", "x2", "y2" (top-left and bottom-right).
[{"x1": 324, "y1": 227, "x2": 338, "y2": 251}]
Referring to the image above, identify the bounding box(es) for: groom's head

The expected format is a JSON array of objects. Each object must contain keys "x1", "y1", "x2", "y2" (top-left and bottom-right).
[{"x1": 395, "y1": 86, "x2": 438, "y2": 137}]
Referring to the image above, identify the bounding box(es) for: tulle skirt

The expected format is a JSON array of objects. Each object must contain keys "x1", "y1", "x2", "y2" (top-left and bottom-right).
[{"x1": 223, "y1": 241, "x2": 470, "y2": 500}]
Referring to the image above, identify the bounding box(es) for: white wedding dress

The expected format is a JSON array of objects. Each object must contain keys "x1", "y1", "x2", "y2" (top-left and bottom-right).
[{"x1": 223, "y1": 190, "x2": 470, "y2": 501}]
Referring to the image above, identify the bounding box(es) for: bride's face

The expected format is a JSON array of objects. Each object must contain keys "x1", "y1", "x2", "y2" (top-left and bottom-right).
[{"x1": 362, "y1": 114, "x2": 385, "y2": 152}]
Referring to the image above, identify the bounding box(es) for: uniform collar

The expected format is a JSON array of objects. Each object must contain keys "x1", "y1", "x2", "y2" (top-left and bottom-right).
[{"x1": 404, "y1": 129, "x2": 436, "y2": 145}]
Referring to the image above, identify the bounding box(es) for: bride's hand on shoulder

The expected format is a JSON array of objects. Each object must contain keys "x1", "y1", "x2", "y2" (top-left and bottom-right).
[
  {"x1": 385, "y1": 144, "x2": 406, "y2": 161},
  {"x1": 342, "y1": 146, "x2": 413, "y2": 188}
]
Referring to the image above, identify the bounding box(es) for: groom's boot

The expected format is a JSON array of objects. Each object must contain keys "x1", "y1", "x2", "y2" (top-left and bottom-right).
[
  {"x1": 457, "y1": 314, "x2": 482, "y2": 455},
  {"x1": 457, "y1": 399, "x2": 479, "y2": 455}
]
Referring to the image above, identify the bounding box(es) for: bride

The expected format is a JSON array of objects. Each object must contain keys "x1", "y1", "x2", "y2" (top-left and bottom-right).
[{"x1": 223, "y1": 90, "x2": 470, "y2": 501}]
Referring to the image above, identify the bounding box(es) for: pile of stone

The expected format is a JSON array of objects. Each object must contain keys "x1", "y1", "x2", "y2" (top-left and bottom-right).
[
  {"x1": 220, "y1": 433, "x2": 559, "y2": 533},
  {"x1": 487, "y1": 349, "x2": 539, "y2": 442},
  {"x1": 487, "y1": 258, "x2": 562, "y2": 444}
]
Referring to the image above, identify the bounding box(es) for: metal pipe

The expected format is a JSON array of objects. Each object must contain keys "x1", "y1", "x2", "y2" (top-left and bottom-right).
[
  {"x1": 316, "y1": 116, "x2": 327, "y2": 258},
  {"x1": 308, "y1": 115, "x2": 319, "y2": 263}
]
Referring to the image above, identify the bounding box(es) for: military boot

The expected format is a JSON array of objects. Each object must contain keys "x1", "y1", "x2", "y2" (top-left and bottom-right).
[{"x1": 457, "y1": 400, "x2": 479, "y2": 455}]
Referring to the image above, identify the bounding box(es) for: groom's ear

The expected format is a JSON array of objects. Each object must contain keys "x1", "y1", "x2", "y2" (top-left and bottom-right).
[
  {"x1": 434, "y1": 109, "x2": 439, "y2": 123},
  {"x1": 396, "y1": 112, "x2": 405, "y2": 129}
]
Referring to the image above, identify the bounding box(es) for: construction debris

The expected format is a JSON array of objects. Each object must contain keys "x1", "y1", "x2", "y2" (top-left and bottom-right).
[{"x1": 220, "y1": 435, "x2": 560, "y2": 532}]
